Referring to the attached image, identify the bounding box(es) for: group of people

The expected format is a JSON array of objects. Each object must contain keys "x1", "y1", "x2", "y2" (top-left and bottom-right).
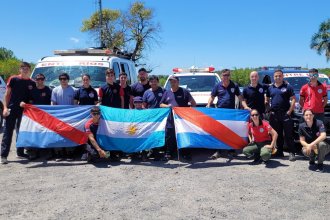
[
  {"x1": 239, "y1": 68, "x2": 330, "y2": 172},
  {"x1": 0, "y1": 62, "x2": 329, "y2": 172}
]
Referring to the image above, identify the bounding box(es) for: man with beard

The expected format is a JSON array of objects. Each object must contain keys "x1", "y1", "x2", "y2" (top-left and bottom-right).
[{"x1": 130, "y1": 68, "x2": 151, "y2": 108}]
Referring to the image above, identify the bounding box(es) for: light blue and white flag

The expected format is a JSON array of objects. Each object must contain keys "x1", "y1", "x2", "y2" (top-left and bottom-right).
[{"x1": 97, "y1": 106, "x2": 170, "y2": 153}]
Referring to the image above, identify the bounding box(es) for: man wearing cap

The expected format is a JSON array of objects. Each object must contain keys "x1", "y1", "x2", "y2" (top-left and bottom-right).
[
  {"x1": 99, "y1": 69, "x2": 121, "y2": 108},
  {"x1": 1, "y1": 62, "x2": 36, "y2": 164},
  {"x1": 82, "y1": 106, "x2": 108, "y2": 162},
  {"x1": 299, "y1": 68, "x2": 327, "y2": 123},
  {"x1": 160, "y1": 75, "x2": 196, "y2": 161},
  {"x1": 206, "y1": 69, "x2": 242, "y2": 161},
  {"x1": 142, "y1": 75, "x2": 165, "y2": 109},
  {"x1": 130, "y1": 68, "x2": 151, "y2": 108}
]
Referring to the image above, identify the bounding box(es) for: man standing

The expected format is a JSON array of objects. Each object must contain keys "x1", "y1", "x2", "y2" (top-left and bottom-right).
[
  {"x1": 29, "y1": 73, "x2": 52, "y2": 105},
  {"x1": 241, "y1": 71, "x2": 268, "y2": 116},
  {"x1": 143, "y1": 75, "x2": 164, "y2": 109},
  {"x1": 206, "y1": 69, "x2": 242, "y2": 160},
  {"x1": 51, "y1": 73, "x2": 75, "y2": 105},
  {"x1": 99, "y1": 69, "x2": 121, "y2": 108},
  {"x1": 119, "y1": 72, "x2": 131, "y2": 109},
  {"x1": 160, "y1": 75, "x2": 196, "y2": 161},
  {"x1": 299, "y1": 68, "x2": 327, "y2": 122},
  {"x1": 130, "y1": 68, "x2": 151, "y2": 108},
  {"x1": 1, "y1": 62, "x2": 36, "y2": 164},
  {"x1": 24, "y1": 73, "x2": 51, "y2": 160},
  {"x1": 51, "y1": 73, "x2": 76, "y2": 160},
  {"x1": 266, "y1": 69, "x2": 296, "y2": 161}
]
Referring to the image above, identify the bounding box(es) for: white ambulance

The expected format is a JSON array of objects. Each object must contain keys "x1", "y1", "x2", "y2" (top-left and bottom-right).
[
  {"x1": 164, "y1": 67, "x2": 220, "y2": 107},
  {"x1": 31, "y1": 48, "x2": 138, "y2": 89}
]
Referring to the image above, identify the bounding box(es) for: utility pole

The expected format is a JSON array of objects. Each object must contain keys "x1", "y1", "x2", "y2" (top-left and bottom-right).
[{"x1": 99, "y1": 0, "x2": 105, "y2": 48}]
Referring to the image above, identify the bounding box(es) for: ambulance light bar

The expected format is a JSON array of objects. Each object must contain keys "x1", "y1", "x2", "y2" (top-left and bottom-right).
[
  {"x1": 54, "y1": 49, "x2": 114, "y2": 56},
  {"x1": 172, "y1": 67, "x2": 215, "y2": 73}
]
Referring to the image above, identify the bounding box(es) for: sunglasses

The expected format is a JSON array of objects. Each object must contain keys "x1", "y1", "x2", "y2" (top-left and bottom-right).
[
  {"x1": 36, "y1": 78, "x2": 45, "y2": 81},
  {"x1": 91, "y1": 112, "x2": 100, "y2": 116},
  {"x1": 59, "y1": 78, "x2": 68, "y2": 81},
  {"x1": 251, "y1": 114, "x2": 259, "y2": 117},
  {"x1": 222, "y1": 74, "x2": 230, "y2": 77},
  {"x1": 309, "y1": 74, "x2": 318, "y2": 78}
]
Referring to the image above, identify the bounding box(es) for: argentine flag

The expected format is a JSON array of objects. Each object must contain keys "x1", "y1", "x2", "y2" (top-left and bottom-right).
[{"x1": 97, "y1": 106, "x2": 170, "y2": 153}]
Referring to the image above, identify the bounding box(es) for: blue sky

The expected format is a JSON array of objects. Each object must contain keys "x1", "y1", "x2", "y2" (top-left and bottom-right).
[{"x1": 1, "y1": 0, "x2": 330, "y2": 74}]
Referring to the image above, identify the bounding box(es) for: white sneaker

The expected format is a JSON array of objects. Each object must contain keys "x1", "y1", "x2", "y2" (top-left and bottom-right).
[{"x1": 1, "y1": 157, "x2": 8, "y2": 164}]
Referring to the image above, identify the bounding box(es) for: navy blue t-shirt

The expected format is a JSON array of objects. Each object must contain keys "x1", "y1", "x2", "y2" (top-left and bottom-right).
[
  {"x1": 29, "y1": 86, "x2": 51, "y2": 105},
  {"x1": 74, "y1": 86, "x2": 98, "y2": 105},
  {"x1": 7, "y1": 75, "x2": 36, "y2": 111},
  {"x1": 243, "y1": 83, "x2": 268, "y2": 114},
  {"x1": 99, "y1": 83, "x2": 121, "y2": 108},
  {"x1": 160, "y1": 87, "x2": 193, "y2": 128},
  {"x1": 142, "y1": 87, "x2": 165, "y2": 108},
  {"x1": 266, "y1": 82, "x2": 295, "y2": 112},
  {"x1": 130, "y1": 82, "x2": 151, "y2": 97},
  {"x1": 211, "y1": 80, "x2": 240, "y2": 109}
]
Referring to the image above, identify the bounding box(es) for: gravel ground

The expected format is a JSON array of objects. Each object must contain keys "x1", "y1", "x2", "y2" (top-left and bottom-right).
[{"x1": 0, "y1": 132, "x2": 329, "y2": 220}]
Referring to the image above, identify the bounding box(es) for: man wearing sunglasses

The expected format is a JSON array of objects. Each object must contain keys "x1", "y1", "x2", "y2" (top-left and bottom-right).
[
  {"x1": 51, "y1": 73, "x2": 76, "y2": 160},
  {"x1": 51, "y1": 73, "x2": 75, "y2": 105},
  {"x1": 1, "y1": 62, "x2": 36, "y2": 164},
  {"x1": 20, "y1": 73, "x2": 51, "y2": 160},
  {"x1": 299, "y1": 68, "x2": 327, "y2": 123},
  {"x1": 82, "y1": 106, "x2": 109, "y2": 162}
]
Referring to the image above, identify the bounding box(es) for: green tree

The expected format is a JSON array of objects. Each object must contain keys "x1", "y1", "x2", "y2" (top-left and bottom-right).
[
  {"x1": 123, "y1": 1, "x2": 160, "y2": 62},
  {"x1": 0, "y1": 47, "x2": 16, "y2": 60},
  {"x1": 0, "y1": 59, "x2": 21, "y2": 79},
  {"x1": 81, "y1": 1, "x2": 160, "y2": 63},
  {"x1": 81, "y1": 9, "x2": 124, "y2": 49},
  {"x1": 311, "y1": 18, "x2": 330, "y2": 62}
]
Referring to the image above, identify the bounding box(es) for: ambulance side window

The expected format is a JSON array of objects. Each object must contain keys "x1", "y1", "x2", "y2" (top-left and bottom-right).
[
  {"x1": 120, "y1": 62, "x2": 131, "y2": 85},
  {"x1": 113, "y1": 62, "x2": 120, "y2": 81}
]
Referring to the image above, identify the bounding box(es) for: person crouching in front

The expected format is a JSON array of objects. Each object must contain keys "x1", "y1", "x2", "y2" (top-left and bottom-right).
[
  {"x1": 298, "y1": 109, "x2": 330, "y2": 172},
  {"x1": 243, "y1": 109, "x2": 278, "y2": 164},
  {"x1": 82, "y1": 106, "x2": 110, "y2": 163}
]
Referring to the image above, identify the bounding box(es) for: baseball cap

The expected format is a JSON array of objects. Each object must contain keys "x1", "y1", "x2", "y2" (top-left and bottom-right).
[
  {"x1": 90, "y1": 106, "x2": 100, "y2": 113},
  {"x1": 168, "y1": 75, "x2": 179, "y2": 81},
  {"x1": 133, "y1": 96, "x2": 143, "y2": 103}
]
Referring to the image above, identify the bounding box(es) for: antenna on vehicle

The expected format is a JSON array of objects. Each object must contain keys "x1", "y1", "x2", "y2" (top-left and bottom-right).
[{"x1": 98, "y1": 0, "x2": 105, "y2": 48}]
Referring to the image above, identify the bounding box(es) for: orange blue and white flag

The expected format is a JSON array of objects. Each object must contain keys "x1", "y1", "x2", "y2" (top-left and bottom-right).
[
  {"x1": 17, "y1": 104, "x2": 90, "y2": 148},
  {"x1": 173, "y1": 107, "x2": 249, "y2": 150}
]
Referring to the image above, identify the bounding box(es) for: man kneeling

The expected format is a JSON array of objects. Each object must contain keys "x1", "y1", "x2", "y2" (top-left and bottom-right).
[
  {"x1": 299, "y1": 109, "x2": 330, "y2": 172},
  {"x1": 82, "y1": 106, "x2": 109, "y2": 162}
]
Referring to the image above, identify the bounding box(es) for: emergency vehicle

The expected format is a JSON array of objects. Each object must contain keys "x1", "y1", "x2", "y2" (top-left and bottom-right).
[
  {"x1": 163, "y1": 67, "x2": 220, "y2": 106},
  {"x1": 31, "y1": 48, "x2": 138, "y2": 89}
]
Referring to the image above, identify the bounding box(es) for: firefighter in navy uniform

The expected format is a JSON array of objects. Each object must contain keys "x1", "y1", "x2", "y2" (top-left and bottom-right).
[{"x1": 1, "y1": 62, "x2": 36, "y2": 164}]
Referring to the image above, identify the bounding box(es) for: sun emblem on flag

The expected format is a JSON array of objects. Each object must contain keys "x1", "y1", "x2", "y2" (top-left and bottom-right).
[{"x1": 127, "y1": 124, "x2": 138, "y2": 135}]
